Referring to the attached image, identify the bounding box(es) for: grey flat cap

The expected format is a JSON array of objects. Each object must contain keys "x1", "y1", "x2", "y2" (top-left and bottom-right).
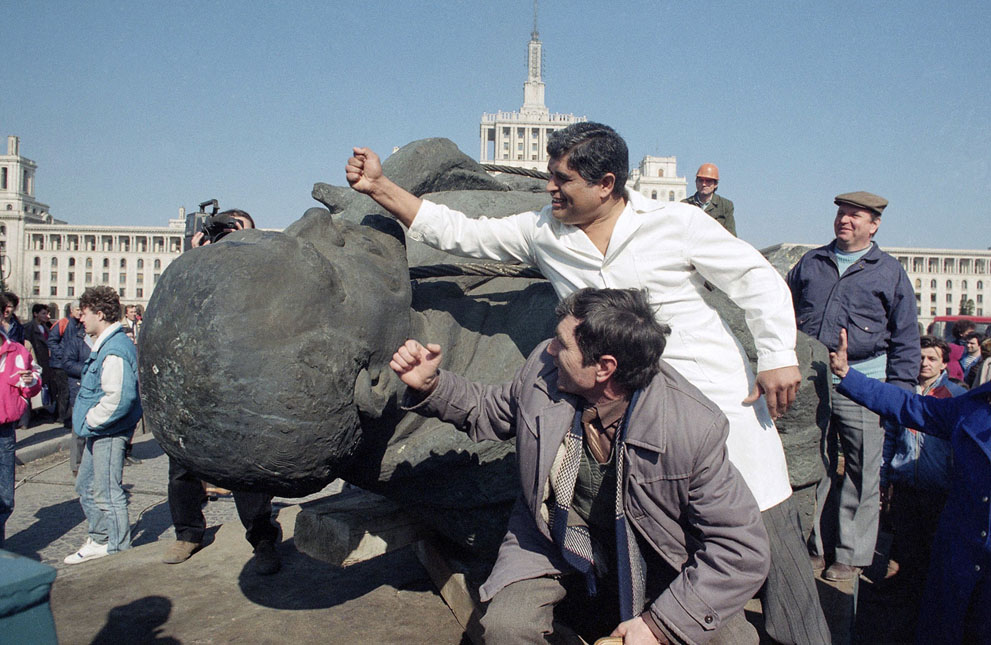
[{"x1": 834, "y1": 191, "x2": 888, "y2": 216}]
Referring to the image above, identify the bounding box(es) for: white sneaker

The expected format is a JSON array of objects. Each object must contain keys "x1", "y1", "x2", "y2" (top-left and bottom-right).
[{"x1": 64, "y1": 538, "x2": 110, "y2": 564}]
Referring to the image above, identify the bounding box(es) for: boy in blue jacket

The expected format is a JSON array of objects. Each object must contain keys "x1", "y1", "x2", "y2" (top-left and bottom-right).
[{"x1": 64, "y1": 286, "x2": 142, "y2": 564}]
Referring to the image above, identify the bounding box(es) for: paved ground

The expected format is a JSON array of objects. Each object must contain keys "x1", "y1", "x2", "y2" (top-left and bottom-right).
[
  {"x1": 6, "y1": 427, "x2": 466, "y2": 644},
  {"x1": 5, "y1": 418, "x2": 899, "y2": 644}
]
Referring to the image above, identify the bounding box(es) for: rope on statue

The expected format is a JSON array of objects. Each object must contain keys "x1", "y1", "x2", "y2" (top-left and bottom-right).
[
  {"x1": 409, "y1": 263, "x2": 545, "y2": 280},
  {"x1": 480, "y1": 164, "x2": 551, "y2": 180}
]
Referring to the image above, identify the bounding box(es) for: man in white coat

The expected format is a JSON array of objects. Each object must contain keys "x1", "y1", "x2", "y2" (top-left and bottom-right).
[{"x1": 346, "y1": 122, "x2": 829, "y2": 644}]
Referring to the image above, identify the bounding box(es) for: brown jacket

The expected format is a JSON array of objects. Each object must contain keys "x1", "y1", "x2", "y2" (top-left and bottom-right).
[{"x1": 407, "y1": 340, "x2": 769, "y2": 644}]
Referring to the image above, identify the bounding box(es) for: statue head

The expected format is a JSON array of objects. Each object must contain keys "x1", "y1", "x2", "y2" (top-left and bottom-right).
[{"x1": 139, "y1": 208, "x2": 411, "y2": 495}]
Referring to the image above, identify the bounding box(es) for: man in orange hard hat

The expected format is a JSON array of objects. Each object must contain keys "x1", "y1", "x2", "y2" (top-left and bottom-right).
[{"x1": 683, "y1": 163, "x2": 736, "y2": 236}]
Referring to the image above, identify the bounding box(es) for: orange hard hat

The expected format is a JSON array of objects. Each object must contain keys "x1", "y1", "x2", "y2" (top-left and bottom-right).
[{"x1": 696, "y1": 163, "x2": 719, "y2": 181}]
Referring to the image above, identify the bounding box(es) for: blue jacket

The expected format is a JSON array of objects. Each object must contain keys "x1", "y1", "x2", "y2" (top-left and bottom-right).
[
  {"x1": 47, "y1": 317, "x2": 91, "y2": 404},
  {"x1": 882, "y1": 371, "x2": 966, "y2": 491},
  {"x1": 73, "y1": 324, "x2": 142, "y2": 438},
  {"x1": 787, "y1": 241, "x2": 920, "y2": 390},
  {"x1": 838, "y1": 369, "x2": 991, "y2": 643}
]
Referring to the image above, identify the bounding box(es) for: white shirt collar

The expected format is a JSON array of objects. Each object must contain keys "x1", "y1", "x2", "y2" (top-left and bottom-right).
[{"x1": 91, "y1": 322, "x2": 122, "y2": 353}]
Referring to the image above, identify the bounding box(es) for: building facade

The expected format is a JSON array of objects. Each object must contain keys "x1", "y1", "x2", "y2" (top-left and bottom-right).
[
  {"x1": 627, "y1": 155, "x2": 688, "y2": 202},
  {"x1": 0, "y1": 136, "x2": 184, "y2": 319},
  {"x1": 888, "y1": 246, "x2": 991, "y2": 326}
]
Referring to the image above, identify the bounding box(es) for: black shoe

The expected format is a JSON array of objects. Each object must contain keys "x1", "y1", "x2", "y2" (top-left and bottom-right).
[
  {"x1": 251, "y1": 540, "x2": 281, "y2": 575},
  {"x1": 124, "y1": 455, "x2": 142, "y2": 466}
]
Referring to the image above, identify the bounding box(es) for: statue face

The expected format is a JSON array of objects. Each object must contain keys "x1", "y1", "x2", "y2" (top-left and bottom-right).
[{"x1": 139, "y1": 209, "x2": 411, "y2": 495}]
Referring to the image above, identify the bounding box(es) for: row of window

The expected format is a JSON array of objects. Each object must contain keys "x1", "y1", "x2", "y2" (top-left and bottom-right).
[
  {"x1": 921, "y1": 306, "x2": 985, "y2": 317},
  {"x1": 916, "y1": 292, "x2": 985, "y2": 304},
  {"x1": 0, "y1": 166, "x2": 29, "y2": 192},
  {"x1": 915, "y1": 279, "x2": 986, "y2": 290},
  {"x1": 31, "y1": 284, "x2": 144, "y2": 299},
  {"x1": 647, "y1": 190, "x2": 679, "y2": 202},
  {"x1": 34, "y1": 271, "x2": 160, "y2": 285},
  {"x1": 28, "y1": 233, "x2": 182, "y2": 253},
  {"x1": 899, "y1": 256, "x2": 991, "y2": 275},
  {"x1": 33, "y1": 256, "x2": 163, "y2": 270}
]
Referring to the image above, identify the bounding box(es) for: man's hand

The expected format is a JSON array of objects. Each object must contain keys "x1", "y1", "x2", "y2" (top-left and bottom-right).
[
  {"x1": 743, "y1": 365, "x2": 802, "y2": 419},
  {"x1": 389, "y1": 339, "x2": 443, "y2": 394},
  {"x1": 609, "y1": 616, "x2": 665, "y2": 644},
  {"x1": 191, "y1": 231, "x2": 208, "y2": 247},
  {"x1": 346, "y1": 147, "x2": 384, "y2": 195},
  {"x1": 829, "y1": 328, "x2": 850, "y2": 379}
]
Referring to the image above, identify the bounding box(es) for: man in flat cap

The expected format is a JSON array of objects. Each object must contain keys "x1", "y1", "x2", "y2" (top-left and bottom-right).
[{"x1": 787, "y1": 191, "x2": 920, "y2": 581}]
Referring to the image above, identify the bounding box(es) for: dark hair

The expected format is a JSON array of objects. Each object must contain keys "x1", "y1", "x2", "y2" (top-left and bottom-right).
[
  {"x1": 554, "y1": 288, "x2": 669, "y2": 392},
  {"x1": 952, "y1": 319, "x2": 976, "y2": 338},
  {"x1": 964, "y1": 331, "x2": 982, "y2": 343},
  {"x1": 31, "y1": 303, "x2": 49, "y2": 316},
  {"x1": 920, "y1": 335, "x2": 950, "y2": 364},
  {"x1": 547, "y1": 122, "x2": 629, "y2": 198},
  {"x1": 219, "y1": 209, "x2": 255, "y2": 229},
  {"x1": 0, "y1": 293, "x2": 9, "y2": 314},
  {"x1": 80, "y1": 286, "x2": 122, "y2": 323},
  {"x1": 3, "y1": 292, "x2": 19, "y2": 308}
]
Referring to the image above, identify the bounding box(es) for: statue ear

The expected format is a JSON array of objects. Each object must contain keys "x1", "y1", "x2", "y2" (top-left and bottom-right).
[{"x1": 354, "y1": 365, "x2": 398, "y2": 418}]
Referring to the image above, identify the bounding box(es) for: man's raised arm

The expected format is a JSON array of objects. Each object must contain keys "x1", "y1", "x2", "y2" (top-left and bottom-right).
[{"x1": 346, "y1": 147, "x2": 423, "y2": 228}]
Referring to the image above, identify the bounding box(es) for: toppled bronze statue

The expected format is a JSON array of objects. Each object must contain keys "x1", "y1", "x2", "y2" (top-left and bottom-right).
[{"x1": 140, "y1": 138, "x2": 827, "y2": 556}]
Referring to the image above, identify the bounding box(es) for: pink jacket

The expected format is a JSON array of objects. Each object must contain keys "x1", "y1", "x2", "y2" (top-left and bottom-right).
[{"x1": 0, "y1": 338, "x2": 42, "y2": 424}]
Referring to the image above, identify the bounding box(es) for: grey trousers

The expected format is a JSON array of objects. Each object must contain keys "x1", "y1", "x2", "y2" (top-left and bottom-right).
[
  {"x1": 480, "y1": 575, "x2": 758, "y2": 645},
  {"x1": 760, "y1": 497, "x2": 831, "y2": 644},
  {"x1": 809, "y1": 385, "x2": 883, "y2": 567}
]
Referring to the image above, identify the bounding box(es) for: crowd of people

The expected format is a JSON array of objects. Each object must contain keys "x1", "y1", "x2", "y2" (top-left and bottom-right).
[
  {"x1": 2, "y1": 118, "x2": 989, "y2": 644},
  {"x1": 350, "y1": 121, "x2": 991, "y2": 643}
]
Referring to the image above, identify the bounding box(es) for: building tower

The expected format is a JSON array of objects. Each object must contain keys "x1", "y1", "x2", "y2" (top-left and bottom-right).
[
  {"x1": 479, "y1": 1, "x2": 586, "y2": 170},
  {"x1": 0, "y1": 136, "x2": 54, "y2": 290}
]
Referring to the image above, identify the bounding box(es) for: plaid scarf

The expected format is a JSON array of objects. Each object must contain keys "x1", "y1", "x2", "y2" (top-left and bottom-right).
[{"x1": 549, "y1": 389, "x2": 645, "y2": 621}]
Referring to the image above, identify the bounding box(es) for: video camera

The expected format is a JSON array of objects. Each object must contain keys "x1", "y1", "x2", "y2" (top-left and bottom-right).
[{"x1": 183, "y1": 199, "x2": 243, "y2": 251}]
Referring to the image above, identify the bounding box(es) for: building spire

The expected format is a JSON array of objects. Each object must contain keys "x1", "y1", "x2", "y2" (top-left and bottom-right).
[{"x1": 522, "y1": 0, "x2": 546, "y2": 114}]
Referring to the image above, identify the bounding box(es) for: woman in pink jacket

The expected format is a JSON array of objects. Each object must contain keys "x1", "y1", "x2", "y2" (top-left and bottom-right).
[{"x1": 0, "y1": 292, "x2": 43, "y2": 547}]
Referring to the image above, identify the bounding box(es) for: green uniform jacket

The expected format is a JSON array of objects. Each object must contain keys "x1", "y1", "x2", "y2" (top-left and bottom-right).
[{"x1": 682, "y1": 193, "x2": 736, "y2": 236}]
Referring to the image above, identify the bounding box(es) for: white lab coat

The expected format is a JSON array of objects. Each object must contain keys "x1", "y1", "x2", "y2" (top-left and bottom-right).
[{"x1": 409, "y1": 192, "x2": 798, "y2": 509}]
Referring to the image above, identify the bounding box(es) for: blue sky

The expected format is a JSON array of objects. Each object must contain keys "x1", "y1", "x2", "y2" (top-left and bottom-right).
[{"x1": 3, "y1": 0, "x2": 989, "y2": 249}]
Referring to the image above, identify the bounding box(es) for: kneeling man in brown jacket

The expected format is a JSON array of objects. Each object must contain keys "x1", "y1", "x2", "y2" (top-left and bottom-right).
[{"x1": 391, "y1": 288, "x2": 769, "y2": 644}]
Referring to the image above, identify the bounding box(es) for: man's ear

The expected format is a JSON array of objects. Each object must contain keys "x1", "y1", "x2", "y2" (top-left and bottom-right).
[
  {"x1": 595, "y1": 354, "x2": 618, "y2": 383},
  {"x1": 598, "y1": 173, "x2": 616, "y2": 198}
]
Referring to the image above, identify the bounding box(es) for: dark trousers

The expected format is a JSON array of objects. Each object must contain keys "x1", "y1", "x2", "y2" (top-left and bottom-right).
[
  {"x1": 53, "y1": 368, "x2": 70, "y2": 425},
  {"x1": 760, "y1": 496, "x2": 831, "y2": 645},
  {"x1": 167, "y1": 456, "x2": 278, "y2": 548},
  {"x1": 889, "y1": 483, "x2": 946, "y2": 584}
]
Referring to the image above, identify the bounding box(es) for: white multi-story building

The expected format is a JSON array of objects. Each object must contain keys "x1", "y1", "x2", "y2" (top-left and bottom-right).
[
  {"x1": 888, "y1": 246, "x2": 991, "y2": 326},
  {"x1": 478, "y1": 7, "x2": 687, "y2": 201},
  {"x1": 0, "y1": 135, "x2": 184, "y2": 318},
  {"x1": 627, "y1": 155, "x2": 688, "y2": 202},
  {"x1": 478, "y1": 16, "x2": 585, "y2": 171}
]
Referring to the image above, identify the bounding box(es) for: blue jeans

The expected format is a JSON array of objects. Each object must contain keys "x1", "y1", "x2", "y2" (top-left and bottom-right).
[
  {"x1": 0, "y1": 422, "x2": 14, "y2": 547},
  {"x1": 76, "y1": 433, "x2": 131, "y2": 552}
]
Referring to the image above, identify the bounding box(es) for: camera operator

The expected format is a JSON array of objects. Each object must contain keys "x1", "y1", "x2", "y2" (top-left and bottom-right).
[{"x1": 163, "y1": 208, "x2": 282, "y2": 575}]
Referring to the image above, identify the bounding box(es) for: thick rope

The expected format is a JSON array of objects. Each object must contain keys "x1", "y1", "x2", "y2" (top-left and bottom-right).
[
  {"x1": 409, "y1": 263, "x2": 545, "y2": 280},
  {"x1": 480, "y1": 164, "x2": 550, "y2": 180}
]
